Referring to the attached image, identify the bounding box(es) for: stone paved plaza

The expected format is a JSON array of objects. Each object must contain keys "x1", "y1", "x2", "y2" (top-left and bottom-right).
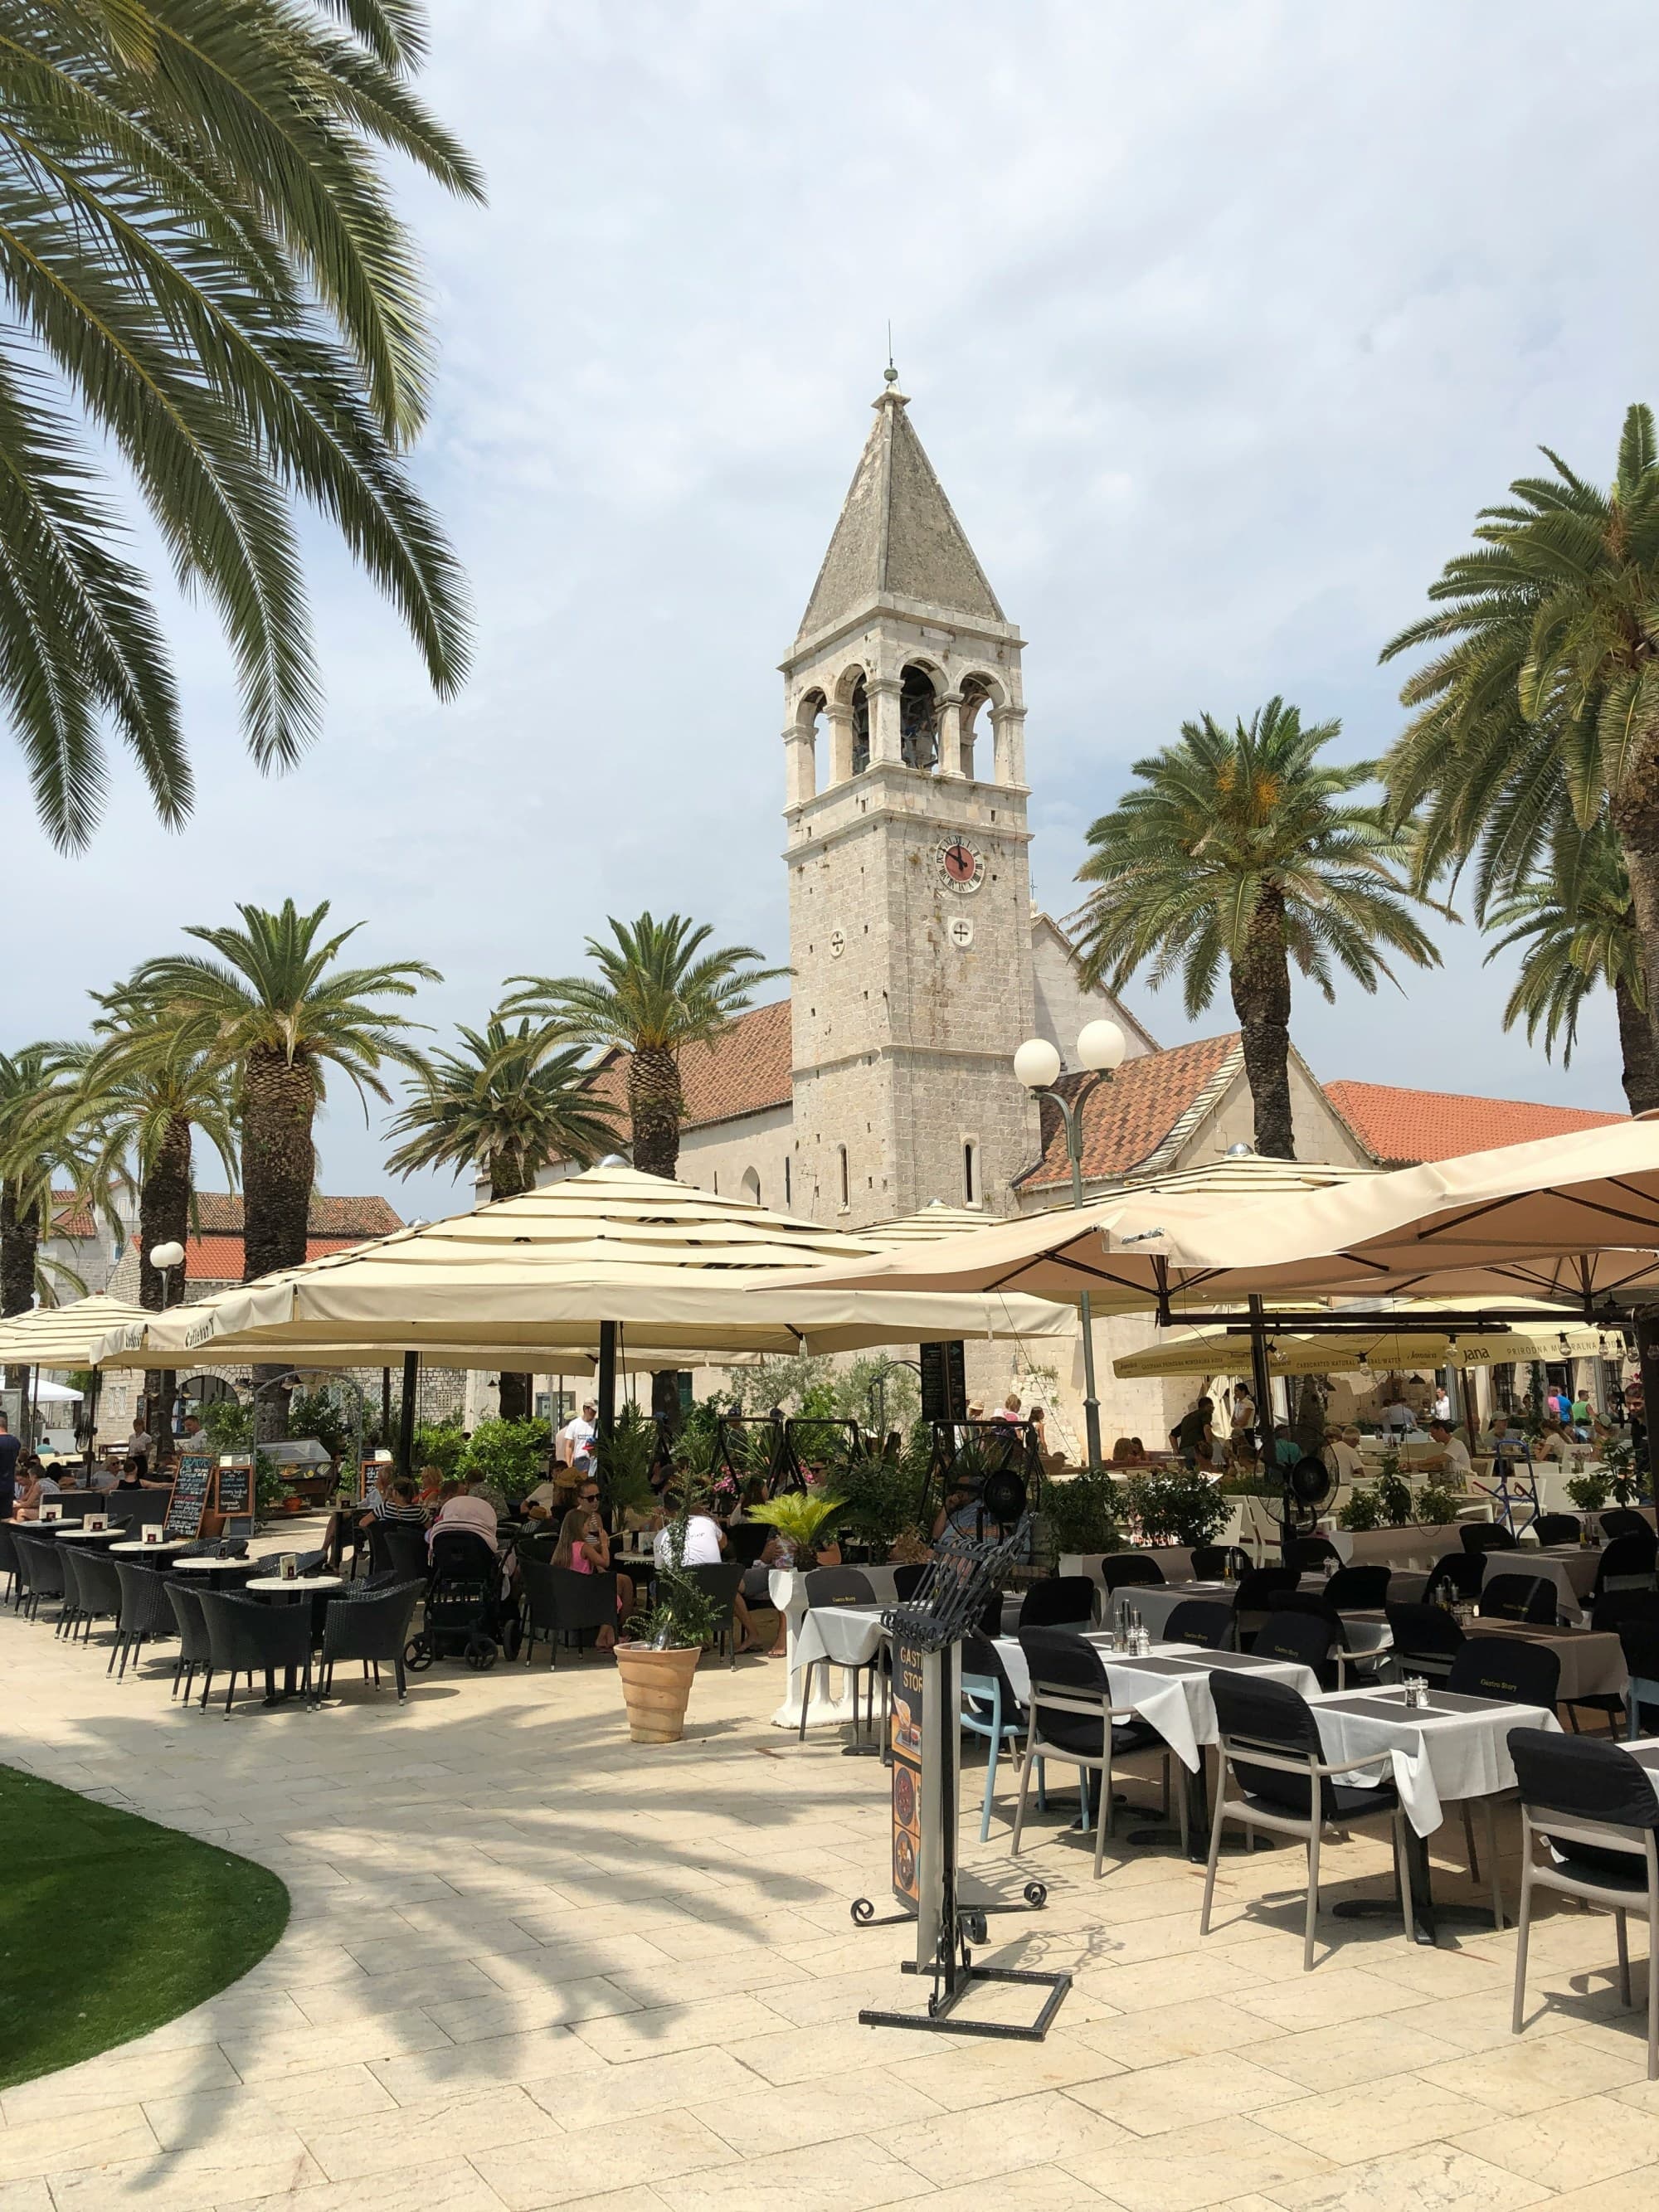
[{"x1": 5, "y1": 1603, "x2": 1659, "y2": 2212}]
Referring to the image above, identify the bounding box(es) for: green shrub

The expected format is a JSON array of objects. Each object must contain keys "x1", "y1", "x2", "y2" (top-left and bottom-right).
[
  {"x1": 1122, "y1": 1466, "x2": 1230, "y2": 1548},
  {"x1": 1374, "y1": 1465, "x2": 1414, "y2": 1526},
  {"x1": 287, "y1": 1387, "x2": 350, "y2": 1459},
  {"x1": 1414, "y1": 1479, "x2": 1462, "y2": 1526},
  {"x1": 1337, "y1": 1486, "x2": 1381, "y2": 1531},
  {"x1": 411, "y1": 1416, "x2": 466, "y2": 1480},
  {"x1": 457, "y1": 1418, "x2": 547, "y2": 1505},
  {"x1": 1041, "y1": 1466, "x2": 1121, "y2": 1554},
  {"x1": 198, "y1": 1398, "x2": 252, "y2": 1451},
  {"x1": 1566, "y1": 1471, "x2": 1611, "y2": 1512},
  {"x1": 596, "y1": 1402, "x2": 657, "y2": 1519},
  {"x1": 834, "y1": 1445, "x2": 927, "y2": 1557}
]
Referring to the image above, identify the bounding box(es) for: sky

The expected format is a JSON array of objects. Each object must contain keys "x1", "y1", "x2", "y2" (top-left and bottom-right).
[{"x1": 3, "y1": 0, "x2": 1656, "y2": 1223}]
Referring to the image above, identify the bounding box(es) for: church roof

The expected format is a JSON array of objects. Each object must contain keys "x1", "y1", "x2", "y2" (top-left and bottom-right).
[
  {"x1": 586, "y1": 999, "x2": 793, "y2": 1135},
  {"x1": 1324, "y1": 1081, "x2": 1626, "y2": 1167},
  {"x1": 1017, "y1": 1034, "x2": 1243, "y2": 1191},
  {"x1": 796, "y1": 383, "x2": 1005, "y2": 640}
]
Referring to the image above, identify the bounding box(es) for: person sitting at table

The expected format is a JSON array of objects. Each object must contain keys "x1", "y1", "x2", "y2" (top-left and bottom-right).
[
  {"x1": 652, "y1": 1487, "x2": 760, "y2": 1651},
  {"x1": 1421, "y1": 1417, "x2": 1472, "y2": 1485},
  {"x1": 1324, "y1": 1425, "x2": 1366, "y2": 1485},
  {"x1": 1532, "y1": 1417, "x2": 1571, "y2": 1461},
  {"x1": 111, "y1": 1455, "x2": 149, "y2": 1491},
  {"x1": 14, "y1": 1462, "x2": 61, "y2": 1519},
  {"x1": 466, "y1": 1473, "x2": 510, "y2": 1516},
  {"x1": 518, "y1": 1467, "x2": 570, "y2": 1522},
  {"x1": 551, "y1": 1504, "x2": 635, "y2": 1650},
  {"x1": 932, "y1": 1475, "x2": 981, "y2": 1542},
  {"x1": 379, "y1": 1477, "x2": 427, "y2": 1524},
  {"x1": 414, "y1": 1464, "x2": 445, "y2": 1512},
  {"x1": 1110, "y1": 1436, "x2": 1138, "y2": 1464},
  {"x1": 1483, "y1": 1412, "x2": 1530, "y2": 1462},
  {"x1": 427, "y1": 1479, "x2": 498, "y2": 1556}
]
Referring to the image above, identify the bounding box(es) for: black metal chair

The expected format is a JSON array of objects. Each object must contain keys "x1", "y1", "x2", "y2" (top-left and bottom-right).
[
  {"x1": 1479, "y1": 1573, "x2": 1557, "y2": 1625},
  {"x1": 1385, "y1": 1600, "x2": 1466, "y2": 1682},
  {"x1": 1234, "y1": 1564, "x2": 1300, "y2": 1641},
  {"x1": 55, "y1": 1544, "x2": 88, "y2": 1639},
  {"x1": 163, "y1": 1580, "x2": 212, "y2": 1702},
  {"x1": 1190, "y1": 1544, "x2": 1252, "y2": 1581},
  {"x1": 1621, "y1": 1616, "x2": 1659, "y2": 1739},
  {"x1": 1443, "y1": 1636, "x2": 1564, "y2": 1926},
  {"x1": 1252, "y1": 1607, "x2": 1336, "y2": 1684},
  {"x1": 1593, "y1": 1534, "x2": 1659, "y2": 1607},
  {"x1": 1508, "y1": 1728, "x2": 1659, "y2": 2077},
  {"x1": 518, "y1": 1559, "x2": 619, "y2": 1667},
  {"x1": 1012, "y1": 1627, "x2": 1175, "y2": 1874},
  {"x1": 196, "y1": 1588, "x2": 314, "y2": 1714},
  {"x1": 1325, "y1": 1565, "x2": 1390, "y2": 1612},
  {"x1": 684, "y1": 1561, "x2": 747, "y2": 1666},
  {"x1": 69, "y1": 1546, "x2": 123, "y2": 1650},
  {"x1": 0, "y1": 1519, "x2": 20, "y2": 1605},
  {"x1": 1602, "y1": 1510, "x2": 1656, "y2": 1547},
  {"x1": 1462, "y1": 1522, "x2": 1519, "y2": 1554},
  {"x1": 724, "y1": 1522, "x2": 771, "y2": 1568},
  {"x1": 318, "y1": 1578, "x2": 425, "y2": 1699},
  {"x1": 800, "y1": 1565, "x2": 875, "y2": 1606},
  {"x1": 1533, "y1": 1513, "x2": 1582, "y2": 1548},
  {"x1": 1100, "y1": 1553, "x2": 1165, "y2": 1592},
  {"x1": 1019, "y1": 1576, "x2": 1095, "y2": 1631},
  {"x1": 891, "y1": 1563, "x2": 931, "y2": 1600},
  {"x1": 1163, "y1": 1599, "x2": 1235, "y2": 1650},
  {"x1": 1201, "y1": 1671, "x2": 1414, "y2": 1971},
  {"x1": 1426, "y1": 1550, "x2": 1485, "y2": 1606},
  {"x1": 109, "y1": 1558, "x2": 180, "y2": 1678},
  {"x1": 12, "y1": 1534, "x2": 64, "y2": 1625}
]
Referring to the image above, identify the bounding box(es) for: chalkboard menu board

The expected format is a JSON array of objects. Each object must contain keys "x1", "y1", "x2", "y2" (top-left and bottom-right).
[
  {"x1": 215, "y1": 1454, "x2": 253, "y2": 1521},
  {"x1": 919, "y1": 1339, "x2": 967, "y2": 1424},
  {"x1": 164, "y1": 1451, "x2": 215, "y2": 1539}
]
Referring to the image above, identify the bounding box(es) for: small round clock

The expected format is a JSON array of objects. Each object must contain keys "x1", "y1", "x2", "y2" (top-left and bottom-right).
[{"x1": 937, "y1": 838, "x2": 986, "y2": 895}]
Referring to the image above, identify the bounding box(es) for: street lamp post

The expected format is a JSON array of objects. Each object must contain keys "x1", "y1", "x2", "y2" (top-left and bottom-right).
[
  {"x1": 146, "y1": 1241, "x2": 185, "y2": 1446},
  {"x1": 1014, "y1": 1020, "x2": 1127, "y2": 1472}
]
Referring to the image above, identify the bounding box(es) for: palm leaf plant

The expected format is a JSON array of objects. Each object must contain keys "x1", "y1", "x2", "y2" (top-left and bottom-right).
[
  {"x1": 1482, "y1": 813, "x2": 1656, "y2": 1111},
  {"x1": 504, "y1": 912, "x2": 787, "y2": 1179},
  {"x1": 1382, "y1": 403, "x2": 1659, "y2": 1069},
  {"x1": 1072, "y1": 699, "x2": 1443, "y2": 1158},
  {"x1": 744, "y1": 1489, "x2": 846, "y2": 1564},
  {"x1": 0, "y1": 0, "x2": 481, "y2": 849}
]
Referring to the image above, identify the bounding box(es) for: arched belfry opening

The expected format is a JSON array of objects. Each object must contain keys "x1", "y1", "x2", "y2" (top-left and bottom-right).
[
  {"x1": 959, "y1": 673, "x2": 998, "y2": 782},
  {"x1": 849, "y1": 672, "x2": 870, "y2": 775},
  {"x1": 900, "y1": 664, "x2": 941, "y2": 771}
]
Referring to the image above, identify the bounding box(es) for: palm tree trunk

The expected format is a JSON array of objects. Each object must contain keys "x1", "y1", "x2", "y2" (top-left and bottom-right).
[
  {"x1": 2, "y1": 1179, "x2": 39, "y2": 1403},
  {"x1": 139, "y1": 1111, "x2": 193, "y2": 1453},
  {"x1": 242, "y1": 1043, "x2": 315, "y2": 1441},
  {"x1": 1616, "y1": 975, "x2": 1659, "y2": 1116},
  {"x1": 1228, "y1": 897, "x2": 1296, "y2": 1159},
  {"x1": 489, "y1": 1152, "x2": 532, "y2": 1421},
  {"x1": 628, "y1": 1045, "x2": 683, "y2": 1179},
  {"x1": 1613, "y1": 769, "x2": 1659, "y2": 1074}
]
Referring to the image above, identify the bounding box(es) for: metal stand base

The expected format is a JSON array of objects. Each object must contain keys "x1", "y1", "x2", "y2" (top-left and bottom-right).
[{"x1": 853, "y1": 1884, "x2": 1069, "y2": 2041}]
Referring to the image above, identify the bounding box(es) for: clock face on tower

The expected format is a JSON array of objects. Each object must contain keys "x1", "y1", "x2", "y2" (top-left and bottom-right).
[{"x1": 937, "y1": 838, "x2": 986, "y2": 895}]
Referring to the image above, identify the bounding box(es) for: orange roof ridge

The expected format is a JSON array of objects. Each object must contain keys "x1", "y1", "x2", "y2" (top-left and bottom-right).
[{"x1": 1326, "y1": 1079, "x2": 1626, "y2": 1167}]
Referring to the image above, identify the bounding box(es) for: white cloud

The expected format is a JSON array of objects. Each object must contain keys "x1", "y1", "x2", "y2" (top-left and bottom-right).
[{"x1": 3, "y1": 0, "x2": 1652, "y2": 1218}]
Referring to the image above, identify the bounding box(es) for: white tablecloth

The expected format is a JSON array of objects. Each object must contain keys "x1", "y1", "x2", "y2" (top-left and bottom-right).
[
  {"x1": 1311, "y1": 1684, "x2": 1563, "y2": 1835},
  {"x1": 795, "y1": 1602, "x2": 887, "y2": 1672},
  {"x1": 1112, "y1": 1581, "x2": 1229, "y2": 1640},
  {"x1": 1478, "y1": 1545, "x2": 1598, "y2": 1618},
  {"x1": 995, "y1": 1636, "x2": 1321, "y2": 1771},
  {"x1": 1472, "y1": 1621, "x2": 1627, "y2": 1703}
]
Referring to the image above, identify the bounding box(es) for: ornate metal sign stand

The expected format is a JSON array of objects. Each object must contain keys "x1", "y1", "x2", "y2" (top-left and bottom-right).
[{"x1": 852, "y1": 1519, "x2": 1070, "y2": 2040}]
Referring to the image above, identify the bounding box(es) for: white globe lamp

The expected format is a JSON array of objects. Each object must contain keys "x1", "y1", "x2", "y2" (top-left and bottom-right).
[
  {"x1": 148, "y1": 1240, "x2": 184, "y2": 1271},
  {"x1": 1077, "y1": 1019, "x2": 1126, "y2": 1073},
  {"x1": 1013, "y1": 1037, "x2": 1062, "y2": 1091}
]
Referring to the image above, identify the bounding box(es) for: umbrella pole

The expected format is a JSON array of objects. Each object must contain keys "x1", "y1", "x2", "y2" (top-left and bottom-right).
[
  {"x1": 597, "y1": 1321, "x2": 617, "y2": 1446},
  {"x1": 1636, "y1": 1311, "x2": 1659, "y2": 1499},
  {"x1": 1247, "y1": 1298, "x2": 1287, "y2": 1566},
  {"x1": 397, "y1": 1352, "x2": 418, "y2": 1480}
]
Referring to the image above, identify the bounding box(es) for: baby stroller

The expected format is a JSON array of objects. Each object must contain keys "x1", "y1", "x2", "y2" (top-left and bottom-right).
[{"x1": 405, "y1": 1530, "x2": 508, "y2": 1672}]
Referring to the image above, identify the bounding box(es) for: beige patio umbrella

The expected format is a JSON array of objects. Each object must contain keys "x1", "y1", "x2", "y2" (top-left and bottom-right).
[
  {"x1": 777, "y1": 1123, "x2": 1659, "y2": 1315},
  {"x1": 0, "y1": 1293, "x2": 151, "y2": 1365},
  {"x1": 1113, "y1": 1305, "x2": 1615, "y2": 1381},
  {"x1": 90, "y1": 1164, "x2": 1074, "y2": 1367}
]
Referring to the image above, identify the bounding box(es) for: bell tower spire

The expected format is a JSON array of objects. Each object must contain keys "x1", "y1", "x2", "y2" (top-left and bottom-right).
[{"x1": 781, "y1": 380, "x2": 1039, "y2": 1225}]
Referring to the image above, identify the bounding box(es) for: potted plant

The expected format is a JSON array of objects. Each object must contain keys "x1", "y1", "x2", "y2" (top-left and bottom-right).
[
  {"x1": 614, "y1": 1502, "x2": 718, "y2": 1744},
  {"x1": 1566, "y1": 1470, "x2": 1611, "y2": 1514},
  {"x1": 744, "y1": 1488, "x2": 846, "y2": 1567},
  {"x1": 1122, "y1": 1466, "x2": 1230, "y2": 1549}
]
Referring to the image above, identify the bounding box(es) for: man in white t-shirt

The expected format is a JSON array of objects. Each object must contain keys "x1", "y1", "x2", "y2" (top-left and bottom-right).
[
  {"x1": 558, "y1": 1404, "x2": 597, "y2": 1473},
  {"x1": 654, "y1": 1509, "x2": 725, "y2": 1568},
  {"x1": 1424, "y1": 1419, "x2": 1472, "y2": 1483}
]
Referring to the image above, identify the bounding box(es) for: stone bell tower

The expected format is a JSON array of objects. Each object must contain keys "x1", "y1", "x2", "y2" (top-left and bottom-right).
[{"x1": 782, "y1": 372, "x2": 1042, "y2": 1228}]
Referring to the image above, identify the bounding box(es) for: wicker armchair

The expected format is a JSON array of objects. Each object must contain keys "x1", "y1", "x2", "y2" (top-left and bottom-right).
[
  {"x1": 518, "y1": 1559, "x2": 618, "y2": 1667},
  {"x1": 0, "y1": 1520, "x2": 19, "y2": 1605},
  {"x1": 70, "y1": 1547, "x2": 124, "y2": 1650},
  {"x1": 195, "y1": 1589, "x2": 314, "y2": 1714},
  {"x1": 163, "y1": 1580, "x2": 213, "y2": 1702},
  {"x1": 317, "y1": 1578, "x2": 425, "y2": 1699},
  {"x1": 13, "y1": 1534, "x2": 66, "y2": 1625},
  {"x1": 109, "y1": 1558, "x2": 181, "y2": 1679}
]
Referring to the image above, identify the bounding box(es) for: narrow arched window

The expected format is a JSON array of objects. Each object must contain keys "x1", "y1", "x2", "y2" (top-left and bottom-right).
[
  {"x1": 963, "y1": 1141, "x2": 977, "y2": 1205},
  {"x1": 838, "y1": 1145, "x2": 850, "y2": 1209}
]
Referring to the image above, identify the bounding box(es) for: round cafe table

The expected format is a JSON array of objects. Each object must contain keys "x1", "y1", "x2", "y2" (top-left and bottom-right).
[
  {"x1": 38, "y1": 1524, "x2": 122, "y2": 1540},
  {"x1": 109, "y1": 1539, "x2": 192, "y2": 1557},
  {"x1": 246, "y1": 1574, "x2": 343, "y2": 1597}
]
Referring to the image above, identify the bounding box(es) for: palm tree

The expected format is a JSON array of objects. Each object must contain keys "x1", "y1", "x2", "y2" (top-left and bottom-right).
[
  {"x1": 504, "y1": 914, "x2": 787, "y2": 1179},
  {"x1": 0, "y1": 0, "x2": 480, "y2": 851},
  {"x1": 1483, "y1": 815, "x2": 1657, "y2": 1114},
  {"x1": 386, "y1": 1020, "x2": 620, "y2": 1418},
  {"x1": 1072, "y1": 699, "x2": 1443, "y2": 1158},
  {"x1": 1382, "y1": 404, "x2": 1659, "y2": 1063},
  {"x1": 0, "y1": 1045, "x2": 103, "y2": 1414},
  {"x1": 129, "y1": 900, "x2": 437, "y2": 1282}
]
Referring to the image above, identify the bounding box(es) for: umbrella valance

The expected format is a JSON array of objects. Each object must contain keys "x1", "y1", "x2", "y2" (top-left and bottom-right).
[{"x1": 0, "y1": 1293, "x2": 150, "y2": 1368}]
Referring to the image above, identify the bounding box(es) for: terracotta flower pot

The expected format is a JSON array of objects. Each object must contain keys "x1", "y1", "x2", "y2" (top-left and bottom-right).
[
  {"x1": 614, "y1": 1641, "x2": 702, "y2": 1743},
  {"x1": 280, "y1": 1493, "x2": 305, "y2": 1515}
]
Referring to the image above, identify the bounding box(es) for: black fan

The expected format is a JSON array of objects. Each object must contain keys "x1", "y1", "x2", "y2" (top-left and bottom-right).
[
  {"x1": 1282, "y1": 1454, "x2": 1335, "y2": 1534},
  {"x1": 981, "y1": 1466, "x2": 1029, "y2": 1527}
]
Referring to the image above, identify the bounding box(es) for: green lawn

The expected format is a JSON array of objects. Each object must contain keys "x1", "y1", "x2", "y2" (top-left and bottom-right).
[{"x1": 0, "y1": 1764, "x2": 289, "y2": 2088}]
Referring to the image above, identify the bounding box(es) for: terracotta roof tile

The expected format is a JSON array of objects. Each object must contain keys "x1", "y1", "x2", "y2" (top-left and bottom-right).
[
  {"x1": 176, "y1": 1231, "x2": 375, "y2": 1284},
  {"x1": 1018, "y1": 1033, "x2": 1243, "y2": 1190},
  {"x1": 187, "y1": 1193, "x2": 404, "y2": 1237},
  {"x1": 583, "y1": 999, "x2": 793, "y2": 1140},
  {"x1": 1324, "y1": 1081, "x2": 1627, "y2": 1167},
  {"x1": 50, "y1": 1189, "x2": 98, "y2": 1239}
]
